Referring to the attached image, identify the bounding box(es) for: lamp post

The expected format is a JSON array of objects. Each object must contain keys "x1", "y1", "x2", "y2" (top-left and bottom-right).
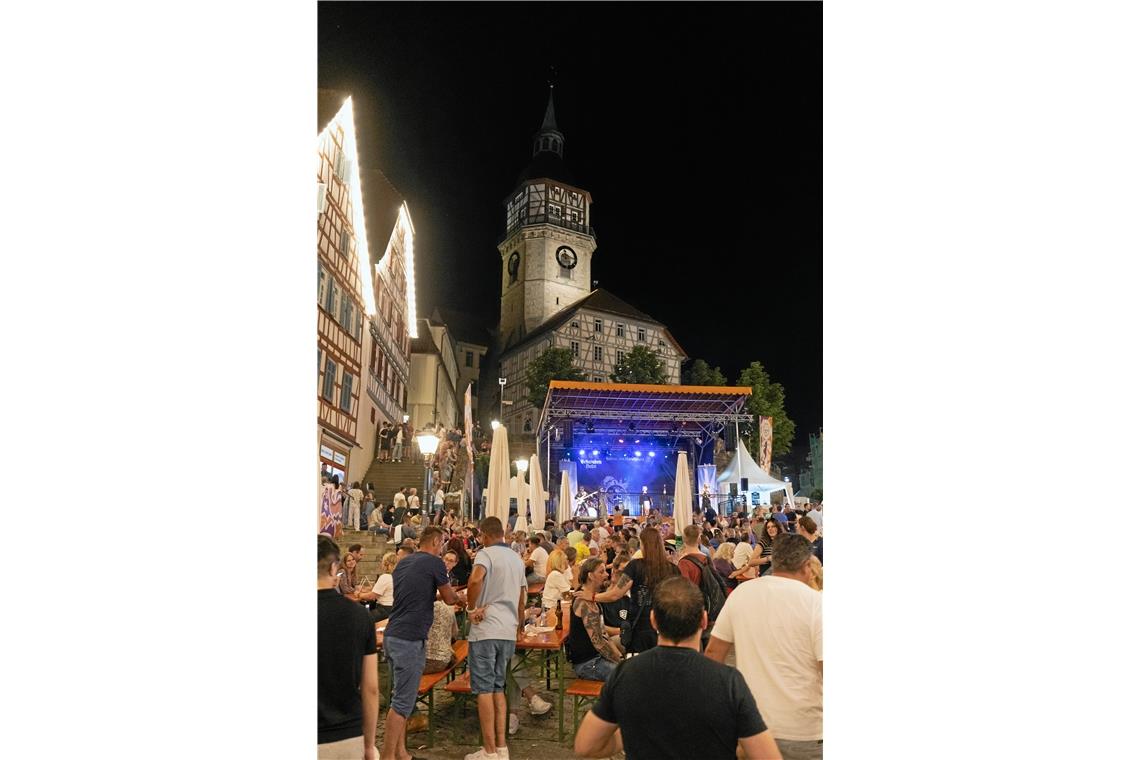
[
  {"x1": 498, "y1": 377, "x2": 507, "y2": 422},
  {"x1": 491, "y1": 419, "x2": 500, "y2": 431},
  {"x1": 416, "y1": 427, "x2": 441, "y2": 520}
]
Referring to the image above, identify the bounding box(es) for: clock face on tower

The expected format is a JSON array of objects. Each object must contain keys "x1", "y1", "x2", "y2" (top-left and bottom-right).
[
  {"x1": 507, "y1": 251, "x2": 520, "y2": 283},
  {"x1": 556, "y1": 245, "x2": 578, "y2": 269}
]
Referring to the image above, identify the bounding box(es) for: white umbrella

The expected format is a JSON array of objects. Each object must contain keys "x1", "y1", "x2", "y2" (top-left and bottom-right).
[
  {"x1": 527, "y1": 453, "x2": 547, "y2": 533},
  {"x1": 485, "y1": 425, "x2": 511, "y2": 524},
  {"x1": 557, "y1": 470, "x2": 572, "y2": 527},
  {"x1": 515, "y1": 474, "x2": 530, "y2": 536},
  {"x1": 673, "y1": 451, "x2": 693, "y2": 531}
]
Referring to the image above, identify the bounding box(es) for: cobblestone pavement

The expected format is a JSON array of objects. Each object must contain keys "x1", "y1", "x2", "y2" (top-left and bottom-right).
[{"x1": 371, "y1": 658, "x2": 621, "y2": 760}]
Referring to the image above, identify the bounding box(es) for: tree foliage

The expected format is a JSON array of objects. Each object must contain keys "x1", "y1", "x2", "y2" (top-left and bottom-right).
[
  {"x1": 609, "y1": 345, "x2": 667, "y2": 384},
  {"x1": 681, "y1": 358, "x2": 727, "y2": 386},
  {"x1": 736, "y1": 361, "x2": 796, "y2": 458},
  {"x1": 525, "y1": 347, "x2": 585, "y2": 408}
]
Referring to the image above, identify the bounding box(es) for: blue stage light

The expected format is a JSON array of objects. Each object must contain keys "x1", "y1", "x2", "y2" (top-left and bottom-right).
[
  {"x1": 579, "y1": 449, "x2": 586, "y2": 457},
  {"x1": 592, "y1": 450, "x2": 599, "y2": 456},
  {"x1": 648, "y1": 451, "x2": 656, "y2": 457},
  {"x1": 634, "y1": 451, "x2": 642, "y2": 457}
]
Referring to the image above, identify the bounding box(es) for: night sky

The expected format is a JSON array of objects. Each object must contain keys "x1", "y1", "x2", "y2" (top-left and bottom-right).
[{"x1": 318, "y1": 3, "x2": 821, "y2": 446}]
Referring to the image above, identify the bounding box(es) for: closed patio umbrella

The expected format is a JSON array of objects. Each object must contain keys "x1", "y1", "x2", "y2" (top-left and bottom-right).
[
  {"x1": 527, "y1": 453, "x2": 547, "y2": 532},
  {"x1": 673, "y1": 450, "x2": 693, "y2": 531},
  {"x1": 557, "y1": 470, "x2": 572, "y2": 527},
  {"x1": 485, "y1": 425, "x2": 511, "y2": 524}
]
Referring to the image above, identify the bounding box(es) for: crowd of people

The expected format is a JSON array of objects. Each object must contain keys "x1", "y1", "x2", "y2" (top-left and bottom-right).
[{"x1": 318, "y1": 499, "x2": 824, "y2": 760}]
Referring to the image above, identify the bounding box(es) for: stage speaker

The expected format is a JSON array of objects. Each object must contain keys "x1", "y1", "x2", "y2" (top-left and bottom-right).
[
  {"x1": 729, "y1": 483, "x2": 738, "y2": 498},
  {"x1": 724, "y1": 426, "x2": 737, "y2": 451},
  {"x1": 740, "y1": 478, "x2": 749, "y2": 492}
]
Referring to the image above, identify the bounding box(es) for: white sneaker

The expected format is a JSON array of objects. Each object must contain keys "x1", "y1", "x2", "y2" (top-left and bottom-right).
[
  {"x1": 508, "y1": 712, "x2": 519, "y2": 735},
  {"x1": 464, "y1": 750, "x2": 497, "y2": 760},
  {"x1": 529, "y1": 693, "x2": 552, "y2": 716},
  {"x1": 496, "y1": 748, "x2": 510, "y2": 759}
]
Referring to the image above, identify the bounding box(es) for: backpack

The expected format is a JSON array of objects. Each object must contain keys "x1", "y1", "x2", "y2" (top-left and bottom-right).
[{"x1": 680, "y1": 554, "x2": 728, "y2": 623}]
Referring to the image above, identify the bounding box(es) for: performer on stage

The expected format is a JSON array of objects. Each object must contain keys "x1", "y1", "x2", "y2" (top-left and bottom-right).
[{"x1": 640, "y1": 486, "x2": 651, "y2": 514}]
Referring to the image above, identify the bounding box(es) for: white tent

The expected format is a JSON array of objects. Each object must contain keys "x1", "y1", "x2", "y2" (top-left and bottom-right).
[{"x1": 716, "y1": 445, "x2": 788, "y2": 506}]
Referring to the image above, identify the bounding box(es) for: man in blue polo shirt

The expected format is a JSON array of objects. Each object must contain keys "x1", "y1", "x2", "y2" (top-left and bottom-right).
[
  {"x1": 379, "y1": 526, "x2": 464, "y2": 760},
  {"x1": 464, "y1": 516, "x2": 527, "y2": 760}
]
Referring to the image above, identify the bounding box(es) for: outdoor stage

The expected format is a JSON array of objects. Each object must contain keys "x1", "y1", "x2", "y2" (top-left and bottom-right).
[{"x1": 534, "y1": 381, "x2": 754, "y2": 518}]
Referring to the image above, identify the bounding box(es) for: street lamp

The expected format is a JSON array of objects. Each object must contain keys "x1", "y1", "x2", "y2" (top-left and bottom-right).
[
  {"x1": 515, "y1": 457, "x2": 528, "y2": 473},
  {"x1": 416, "y1": 427, "x2": 441, "y2": 518},
  {"x1": 491, "y1": 419, "x2": 500, "y2": 431},
  {"x1": 498, "y1": 377, "x2": 507, "y2": 422}
]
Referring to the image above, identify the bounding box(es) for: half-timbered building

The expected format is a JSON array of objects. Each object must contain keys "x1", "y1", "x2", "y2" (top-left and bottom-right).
[
  {"x1": 496, "y1": 93, "x2": 686, "y2": 449},
  {"x1": 317, "y1": 92, "x2": 416, "y2": 486}
]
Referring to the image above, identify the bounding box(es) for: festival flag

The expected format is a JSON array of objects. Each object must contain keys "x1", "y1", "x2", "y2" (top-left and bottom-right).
[
  {"x1": 464, "y1": 382, "x2": 474, "y2": 460},
  {"x1": 464, "y1": 382, "x2": 475, "y2": 518}
]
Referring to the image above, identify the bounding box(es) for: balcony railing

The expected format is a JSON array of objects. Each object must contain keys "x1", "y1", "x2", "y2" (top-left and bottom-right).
[
  {"x1": 367, "y1": 371, "x2": 403, "y2": 423},
  {"x1": 500, "y1": 213, "x2": 595, "y2": 244}
]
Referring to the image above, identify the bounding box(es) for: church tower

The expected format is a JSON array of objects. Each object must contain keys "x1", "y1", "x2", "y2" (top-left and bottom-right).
[{"x1": 497, "y1": 90, "x2": 596, "y2": 348}]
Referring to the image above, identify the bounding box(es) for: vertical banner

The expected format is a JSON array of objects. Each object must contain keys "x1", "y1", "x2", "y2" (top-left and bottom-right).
[
  {"x1": 697, "y1": 464, "x2": 718, "y2": 513},
  {"x1": 319, "y1": 482, "x2": 337, "y2": 537},
  {"x1": 759, "y1": 416, "x2": 774, "y2": 474},
  {"x1": 464, "y1": 382, "x2": 474, "y2": 518}
]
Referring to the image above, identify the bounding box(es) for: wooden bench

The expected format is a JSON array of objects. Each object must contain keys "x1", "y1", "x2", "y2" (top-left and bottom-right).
[
  {"x1": 413, "y1": 640, "x2": 468, "y2": 748},
  {"x1": 566, "y1": 679, "x2": 605, "y2": 737}
]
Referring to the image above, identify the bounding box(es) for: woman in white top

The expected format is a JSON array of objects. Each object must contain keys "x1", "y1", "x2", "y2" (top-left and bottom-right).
[
  {"x1": 359, "y1": 551, "x2": 397, "y2": 621},
  {"x1": 542, "y1": 550, "x2": 573, "y2": 610}
]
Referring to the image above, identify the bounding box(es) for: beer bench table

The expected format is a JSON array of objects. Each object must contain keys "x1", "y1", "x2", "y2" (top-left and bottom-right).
[
  {"x1": 445, "y1": 627, "x2": 571, "y2": 744},
  {"x1": 414, "y1": 640, "x2": 468, "y2": 747},
  {"x1": 566, "y1": 679, "x2": 605, "y2": 737}
]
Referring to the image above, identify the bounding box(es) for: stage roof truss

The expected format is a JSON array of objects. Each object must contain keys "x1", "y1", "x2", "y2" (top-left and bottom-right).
[{"x1": 535, "y1": 381, "x2": 753, "y2": 451}]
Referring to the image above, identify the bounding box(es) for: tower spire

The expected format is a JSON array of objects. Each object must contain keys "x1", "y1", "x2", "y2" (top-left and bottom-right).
[{"x1": 532, "y1": 82, "x2": 564, "y2": 159}]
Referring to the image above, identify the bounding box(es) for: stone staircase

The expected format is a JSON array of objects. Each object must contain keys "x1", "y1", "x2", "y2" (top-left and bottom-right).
[
  {"x1": 359, "y1": 457, "x2": 429, "y2": 507},
  {"x1": 336, "y1": 528, "x2": 396, "y2": 581}
]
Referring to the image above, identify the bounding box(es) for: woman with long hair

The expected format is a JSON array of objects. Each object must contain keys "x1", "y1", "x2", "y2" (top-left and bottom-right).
[
  {"x1": 335, "y1": 550, "x2": 361, "y2": 600},
  {"x1": 732, "y1": 517, "x2": 782, "y2": 582},
  {"x1": 585, "y1": 527, "x2": 679, "y2": 654}
]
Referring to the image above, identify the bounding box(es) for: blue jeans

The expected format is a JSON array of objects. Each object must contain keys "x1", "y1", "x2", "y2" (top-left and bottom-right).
[
  {"x1": 384, "y1": 635, "x2": 425, "y2": 718},
  {"x1": 572, "y1": 654, "x2": 616, "y2": 682},
  {"x1": 468, "y1": 639, "x2": 515, "y2": 695}
]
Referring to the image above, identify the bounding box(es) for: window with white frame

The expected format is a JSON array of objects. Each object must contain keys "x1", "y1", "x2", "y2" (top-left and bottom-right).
[
  {"x1": 571, "y1": 341, "x2": 580, "y2": 357},
  {"x1": 339, "y1": 228, "x2": 350, "y2": 256},
  {"x1": 594, "y1": 318, "x2": 602, "y2": 333},
  {"x1": 637, "y1": 327, "x2": 646, "y2": 342},
  {"x1": 616, "y1": 324, "x2": 625, "y2": 338},
  {"x1": 593, "y1": 346, "x2": 602, "y2": 361},
  {"x1": 617, "y1": 350, "x2": 625, "y2": 363}
]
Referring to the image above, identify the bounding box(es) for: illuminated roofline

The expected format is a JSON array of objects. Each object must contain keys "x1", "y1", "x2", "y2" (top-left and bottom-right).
[
  {"x1": 399, "y1": 202, "x2": 418, "y2": 338},
  {"x1": 318, "y1": 96, "x2": 377, "y2": 317}
]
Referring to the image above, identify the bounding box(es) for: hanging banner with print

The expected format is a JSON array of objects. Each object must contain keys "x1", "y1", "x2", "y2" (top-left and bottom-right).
[
  {"x1": 759, "y1": 416, "x2": 774, "y2": 474},
  {"x1": 464, "y1": 383, "x2": 474, "y2": 460},
  {"x1": 464, "y1": 383, "x2": 475, "y2": 517},
  {"x1": 319, "y1": 482, "x2": 338, "y2": 537}
]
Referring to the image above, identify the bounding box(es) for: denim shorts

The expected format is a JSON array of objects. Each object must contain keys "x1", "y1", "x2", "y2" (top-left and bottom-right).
[
  {"x1": 572, "y1": 654, "x2": 616, "y2": 682},
  {"x1": 384, "y1": 635, "x2": 425, "y2": 718},
  {"x1": 468, "y1": 639, "x2": 515, "y2": 695}
]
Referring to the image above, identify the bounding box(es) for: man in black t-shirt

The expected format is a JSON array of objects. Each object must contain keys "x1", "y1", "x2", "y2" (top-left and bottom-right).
[
  {"x1": 573, "y1": 577, "x2": 780, "y2": 760},
  {"x1": 317, "y1": 535, "x2": 379, "y2": 759}
]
